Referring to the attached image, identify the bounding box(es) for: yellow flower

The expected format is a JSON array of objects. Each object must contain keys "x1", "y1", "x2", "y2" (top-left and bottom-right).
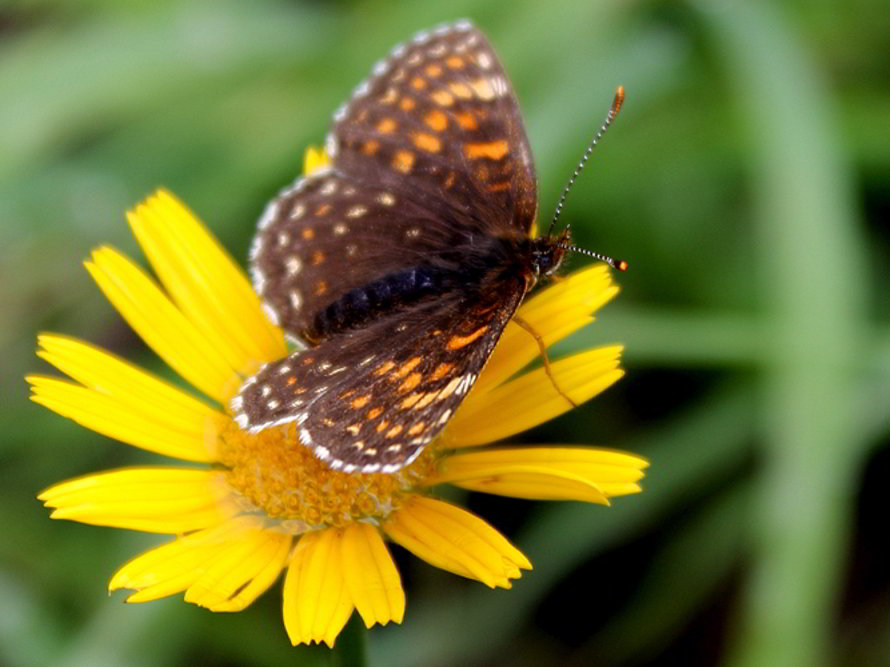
[{"x1": 29, "y1": 153, "x2": 647, "y2": 647}]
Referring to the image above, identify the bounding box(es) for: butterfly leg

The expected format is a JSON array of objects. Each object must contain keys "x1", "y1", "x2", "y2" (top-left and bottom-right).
[{"x1": 511, "y1": 314, "x2": 577, "y2": 409}]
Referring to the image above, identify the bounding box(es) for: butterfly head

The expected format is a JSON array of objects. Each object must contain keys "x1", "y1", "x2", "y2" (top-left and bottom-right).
[{"x1": 530, "y1": 228, "x2": 570, "y2": 279}]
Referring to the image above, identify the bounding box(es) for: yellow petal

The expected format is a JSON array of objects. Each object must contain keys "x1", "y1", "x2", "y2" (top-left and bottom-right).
[
  {"x1": 438, "y1": 447, "x2": 647, "y2": 483},
  {"x1": 284, "y1": 530, "x2": 354, "y2": 647},
  {"x1": 435, "y1": 463, "x2": 610, "y2": 504},
  {"x1": 28, "y1": 376, "x2": 219, "y2": 462},
  {"x1": 383, "y1": 497, "x2": 530, "y2": 589},
  {"x1": 85, "y1": 246, "x2": 238, "y2": 402},
  {"x1": 184, "y1": 529, "x2": 291, "y2": 611},
  {"x1": 33, "y1": 334, "x2": 225, "y2": 461},
  {"x1": 339, "y1": 523, "x2": 405, "y2": 628},
  {"x1": 303, "y1": 146, "x2": 331, "y2": 175},
  {"x1": 111, "y1": 516, "x2": 265, "y2": 602},
  {"x1": 39, "y1": 468, "x2": 236, "y2": 534},
  {"x1": 474, "y1": 265, "x2": 618, "y2": 396},
  {"x1": 445, "y1": 346, "x2": 624, "y2": 447},
  {"x1": 282, "y1": 534, "x2": 312, "y2": 645},
  {"x1": 128, "y1": 190, "x2": 286, "y2": 378},
  {"x1": 432, "y1": 448, "x2": 647, "y2": 503}
]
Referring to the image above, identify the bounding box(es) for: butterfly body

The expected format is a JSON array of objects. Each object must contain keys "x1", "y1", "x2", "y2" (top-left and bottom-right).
[{"x1": 233, "y1": 20, "x2": 572, "y2": 473}]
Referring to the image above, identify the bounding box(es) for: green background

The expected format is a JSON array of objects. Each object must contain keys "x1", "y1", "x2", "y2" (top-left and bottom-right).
[{"x1": 3, "y1": 0, "x2": 888, "y2": 665}]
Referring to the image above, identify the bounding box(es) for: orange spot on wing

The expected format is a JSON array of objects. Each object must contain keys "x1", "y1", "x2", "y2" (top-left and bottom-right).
[
  {"x1": 408, "y1": 422, "x2": 426, "y2": 436},
  {"x1": 425, "y1": 64, "x2": 443, "y2": 77},
  {"x1": 399, "y1": 97, "x2": 416, "y2": 111},
  {"x1": 424, "y1": 110, "x2": 448, "y2": 132},
  {"x1": 464, "y1": 140, "x2": 509, "y2": 160},
  {"x1": 376, "y1": 419, "x2": 390, "y2": 432},
  {"x1": 414, "y1": 392, "x2": 437, "y2": 409},
  {"x1": 488, "y1": 181, "x2": 511, "y2": 192},
  {"x1": 367, "y1": 407, "x2": 383, "y2": 420},
  {"x1": 315, "y1": 204, "x2": 332, "y2": 216},
  {"x1": 430, "y1": 362, "x2": 455, "y2": 381},
  {"x1": 401, "y1": 393, "x2": 423, "y2": 409},
  {"x1": 302, "y1": 228, "x2": 315, "y2": 239},
  {"x1": 431, "y1": 90, "x2": 454, "y2": 106},
  {"x1": 393, "y1": 150, "x2": 416, "y2": 173},
  {"x1": 398, "y1": 372, "x2": 423, "y2": 393},
  {"x1": 374, "y1": 361, "x2": 396, "y2": 376},
  {"x1": 449, "y1": 82, "x2": 472, "y2": 99},
  {"x1": 394, "y1": 357, "x2": 422, "y2": 378},
  {"x1": 386, "y1": 425, "x2": 403, "y2": 438},
  {"x1": 447, "y1": 325, "x2": 490, "y2": 350},
  {"x1": 437, "y1": 376, "x2": 462, "y2": 399},
  {"x1": 314, "y1": 280, "x2": 328, "y2": 296},
  {"x1": 446, "y1": 56, "x2": 464, "y2": 69},
  {"x1": 455, "y1": 112, "x2": 478, "y2": 130},
  {"x1": 362, "y1": 140, "x2": 381, "y2": 155},
  {"x1": 311, "y1": 250, "x2": 325, "y2": 265},
  {"x1": 376, "y1": 118, "x2": 397, "y2": 134},
  {"x1": 286, "y1": 377, "x2": 297, "y2": 386},
  {"x1": 351, "y1": 395, "x2": 371, "y2": 409},
  {"x1": 413, "y1": 132, "x2": 442, "y2": 153},
  {"x1": 470, "y1": 78, "x2": 495, "y2": 100},
  {"x1": 411, "y1": 76, "x2": 427, "y2": 90}
]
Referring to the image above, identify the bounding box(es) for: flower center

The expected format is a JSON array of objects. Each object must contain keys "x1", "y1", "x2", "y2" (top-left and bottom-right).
[{"x1": 218, "y1": 420, "x2": 438, "y2": 532}]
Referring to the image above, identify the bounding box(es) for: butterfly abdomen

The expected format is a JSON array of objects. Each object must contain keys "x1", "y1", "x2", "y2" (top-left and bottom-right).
[
  {"x1": 310, "y1": 263, "x2": 455, "y2": 341},
  {"x1": 307, "y1": 235, "x2": 528, "y2": 343}
]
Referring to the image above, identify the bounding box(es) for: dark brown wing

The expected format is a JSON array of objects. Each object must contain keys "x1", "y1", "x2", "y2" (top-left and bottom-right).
[
  {"x1": 251, "y1": 170, "x2": 472, "y2": 342},
  {"x1": 328, "y1": 20, "x2": 537, "y2": 235},
  {"x1": 252, "y1": 21, "x2": 537, "y2": 344},
  {"x1": 232, "y1": 272, "x2": 527, "y2": 473}
]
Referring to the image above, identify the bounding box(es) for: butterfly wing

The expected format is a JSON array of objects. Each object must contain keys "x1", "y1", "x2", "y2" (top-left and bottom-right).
[
  {"x1": 329, "y1": 20, "x2": 538, "y2": 235},
  {"x1": 233, "y1": 272, "x2": 527, "y2": 472},
  {"x1": 251, "y1": 21, "x2": 537, "y2": 342},
  {"x1": 251, "y1": 171, "x2": 470, "y2": 342}
]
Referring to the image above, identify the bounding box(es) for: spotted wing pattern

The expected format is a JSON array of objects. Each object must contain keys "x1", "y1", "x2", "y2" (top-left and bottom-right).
[
  {"x1": 233, "y1": 274, "x2": 527, "y2": 473},
  {"x1": 239, "y1": 20, "x2": 540, "y2": 472},
  {"x1": 328, "y1": 20, "x2": 537, "y2": 235},
  {"x1": 251, "y1": 170, "x2": 471, "y2": 343}
]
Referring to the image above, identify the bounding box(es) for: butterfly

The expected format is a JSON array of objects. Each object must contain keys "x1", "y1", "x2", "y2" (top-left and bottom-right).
[{"x1": 232, "y1": 19, "x2": 624, "y2": 474}]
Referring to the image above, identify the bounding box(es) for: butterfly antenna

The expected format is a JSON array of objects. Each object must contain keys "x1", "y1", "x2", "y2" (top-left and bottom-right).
[
  {"x1": 548, "y1": 86, "x2": 626, "y2": 238},
  {"x1": 557, "y1": 243, "x2": 628, "y2": 271}
]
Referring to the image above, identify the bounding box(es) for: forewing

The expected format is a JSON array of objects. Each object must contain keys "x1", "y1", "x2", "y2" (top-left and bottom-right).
[
  {"x1": 233, "y1": 275, "x2": 527, "y2": 473},
  {"x1": 327, "y1": 20, "x2": 538, "y2": 235},
  {"x1": 251, "y1": 170, "x2": 467, "y2": 341}
]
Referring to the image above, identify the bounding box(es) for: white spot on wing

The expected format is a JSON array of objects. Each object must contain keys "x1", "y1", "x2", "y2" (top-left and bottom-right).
[
  {"x1": 372, "y1": 59, "x2": 389, "y2": 76},
  {"x1": 262, "y1": 303, "x2": 280, "y2": 325},
  {"x1": 289, "y1": 290, "x2": 302, "y2": 311},
  {"x1": 257, "y1": 200, "x2": 279, "y2": 230},
  {"x1": 286, "y1": 256, "x2": 302, "y2": 276}
]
